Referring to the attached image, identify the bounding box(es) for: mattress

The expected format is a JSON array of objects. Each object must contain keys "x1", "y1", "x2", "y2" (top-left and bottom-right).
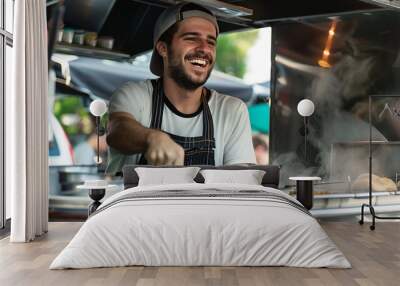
[{"x1": 50, "y1": 183, "x2": 351, "y2": 269}]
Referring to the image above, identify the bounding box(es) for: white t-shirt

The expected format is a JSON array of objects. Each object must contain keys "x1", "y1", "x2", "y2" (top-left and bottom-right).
[{"x1": 106, "y1": 80, "x2": 256, "y2": 174}]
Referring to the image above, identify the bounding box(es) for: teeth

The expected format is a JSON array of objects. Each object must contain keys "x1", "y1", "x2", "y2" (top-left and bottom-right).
[{"x1": 189, "y1": 58, "x2": 207, "y2": 67}]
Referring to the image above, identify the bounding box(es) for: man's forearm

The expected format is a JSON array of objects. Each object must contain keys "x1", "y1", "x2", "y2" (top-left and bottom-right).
[
  {"x1": 106, "y1": 114, "x2": 155, "y2": 155},
  {"x1": 106, "y1": 112, "x2": 184, "y2": 165}
]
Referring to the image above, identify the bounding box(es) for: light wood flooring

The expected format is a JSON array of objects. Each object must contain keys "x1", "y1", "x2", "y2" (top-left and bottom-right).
[{"x1": 1, "y1": 220, "x2": 400, "y2": 286}]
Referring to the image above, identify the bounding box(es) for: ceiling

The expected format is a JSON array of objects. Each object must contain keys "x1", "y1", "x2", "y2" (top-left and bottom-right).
[{"x1": 60, "y1": 0, "x2": 386, "y2": 56}]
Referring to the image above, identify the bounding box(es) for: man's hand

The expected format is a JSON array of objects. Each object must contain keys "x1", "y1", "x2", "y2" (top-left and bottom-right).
[
  {"x1": 145, "y1": 130, "x2": 184, "y2": 165},
  {"x1": 107, "y1": 112, "x2": 184, "y2": 165}
]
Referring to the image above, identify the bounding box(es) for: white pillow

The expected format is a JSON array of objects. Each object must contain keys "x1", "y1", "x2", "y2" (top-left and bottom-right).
[
  {"x1": 135, "y1": 167, "x2": 200, "y2": 186},
  {"x1": 200, "y1": 169, "x2": 266, "y2": 185}
]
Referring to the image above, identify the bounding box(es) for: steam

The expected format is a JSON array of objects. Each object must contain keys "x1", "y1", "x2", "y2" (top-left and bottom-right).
[{"x1": 274, "y1": 49, "x2": 394, "y2": 189}]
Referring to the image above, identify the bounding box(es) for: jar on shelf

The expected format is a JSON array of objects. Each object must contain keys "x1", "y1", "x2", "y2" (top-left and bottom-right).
[
  {"x1": 97, "y1": 36, "x2": 114, "y2": 50},
  {"x1": 56, "y1": 30, "x2": 63, "y2": 43},
  {"x1": 62, "y1": 28, "x2": 74, "y2": 44},
  {"x1": 73, "y1": 30, "x2": 85, "y2": 45},
  {"x1": 84, "y1": 32, "x2": 98, "y2": 47}
]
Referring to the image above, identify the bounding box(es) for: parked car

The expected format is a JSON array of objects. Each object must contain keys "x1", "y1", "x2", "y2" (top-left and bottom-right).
[{"x1": 49, "y1": 112, "x2": 74, "y2": 167}]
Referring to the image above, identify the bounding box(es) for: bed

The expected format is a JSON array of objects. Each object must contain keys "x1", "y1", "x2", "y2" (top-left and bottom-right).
[{"x1": 50, "y1": 165, "x2": 350, "y2": 269}]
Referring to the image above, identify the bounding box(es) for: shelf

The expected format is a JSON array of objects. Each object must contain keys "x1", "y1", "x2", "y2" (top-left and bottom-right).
[
  {"x1": 333, "y1": 141, "x2": 400, "y2": 145},
  {"x1": 54, "y1": 43, "x2": 131, "y2": 61},
  {"x1": 285, "y1": 185, "x2": 400, "y2": 200},
  {"x1": 314, "y1": 191, "x2": 399, "y2": 199},
  {"x1": 286, "y1": 191, "x2": 398, "y2": 200},
  {"x1": 311, "y1": 204, "x2": 400, "y2": 218}
]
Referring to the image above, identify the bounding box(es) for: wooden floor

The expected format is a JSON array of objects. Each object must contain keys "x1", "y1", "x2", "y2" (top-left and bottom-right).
[{"x1": 1, "y1": 220, "x2": 399, "y2": 286}]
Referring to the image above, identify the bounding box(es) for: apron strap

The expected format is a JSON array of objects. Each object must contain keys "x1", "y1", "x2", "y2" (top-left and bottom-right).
[
  {"x1": 149, "y1": 78, "x2": 214, "y2": 142},
  {"x1": 139, "y1": 79, "x2": 216, "y2": 165},
  {"x1": 201, "y1": 88, "x2": 214, "y2": 143},
  {"x1": 149, "y1": 79, "x2": 163, "y2": 129}
]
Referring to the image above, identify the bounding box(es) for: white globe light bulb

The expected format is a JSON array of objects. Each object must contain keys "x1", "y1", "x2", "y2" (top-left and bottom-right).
[
  {"x1": 89, "y1": 99, "x2": 107, "y2": 117},
  {"x1": 297, "y1": 99, "x2": 315, "y2": 117}
]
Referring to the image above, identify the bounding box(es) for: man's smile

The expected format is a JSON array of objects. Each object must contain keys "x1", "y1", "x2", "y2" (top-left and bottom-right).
[
  {"x1": 188, "y1": 58, "x2": 208, "y2": 67},
  {"x1": 185, "y1": 55, "x2": 212, "y2": 73}
]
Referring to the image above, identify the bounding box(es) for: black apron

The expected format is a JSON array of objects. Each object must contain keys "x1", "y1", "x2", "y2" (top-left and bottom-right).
[{"x1": 138, "y1": 79, "x2": 216, "y2": 165}]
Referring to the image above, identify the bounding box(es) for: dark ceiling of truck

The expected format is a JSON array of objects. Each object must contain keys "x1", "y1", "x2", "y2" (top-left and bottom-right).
[{"x1": 60, "y1": 0, "x2": 384, "y2": 57}]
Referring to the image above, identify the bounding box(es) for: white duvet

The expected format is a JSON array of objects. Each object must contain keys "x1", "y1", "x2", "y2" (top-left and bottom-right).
[{"x1": 50, "y1": 183, "x2": 351, "y2": 269}]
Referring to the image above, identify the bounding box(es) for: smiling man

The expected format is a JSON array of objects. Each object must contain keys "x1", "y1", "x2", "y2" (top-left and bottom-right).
[{"x1": 106, "y1": 3, "x2": 256, "y2": 174}]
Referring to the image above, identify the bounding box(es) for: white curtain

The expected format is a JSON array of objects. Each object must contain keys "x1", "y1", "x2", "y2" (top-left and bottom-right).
[{"x1": 8, "y1": 0, "x2": 49, "y2": 242}]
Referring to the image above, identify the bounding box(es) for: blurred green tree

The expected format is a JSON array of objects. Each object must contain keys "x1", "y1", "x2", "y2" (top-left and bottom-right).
[
  {"x1": 53, "y1": 96, "x2": 90, "y2": 137},
  {"x1": 216, "y1": 29, "x2": 259, "y2": 79}
]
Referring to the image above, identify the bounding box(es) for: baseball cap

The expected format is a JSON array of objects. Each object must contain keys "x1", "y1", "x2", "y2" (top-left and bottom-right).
[{"x1": 150, "y1": 2, "x2": 219, "y2": 76}]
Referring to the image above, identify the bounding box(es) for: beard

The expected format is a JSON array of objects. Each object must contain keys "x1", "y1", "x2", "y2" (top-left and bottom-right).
[{"x1": 166, "y1": 48, "x2": 214, "y2": 91}]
